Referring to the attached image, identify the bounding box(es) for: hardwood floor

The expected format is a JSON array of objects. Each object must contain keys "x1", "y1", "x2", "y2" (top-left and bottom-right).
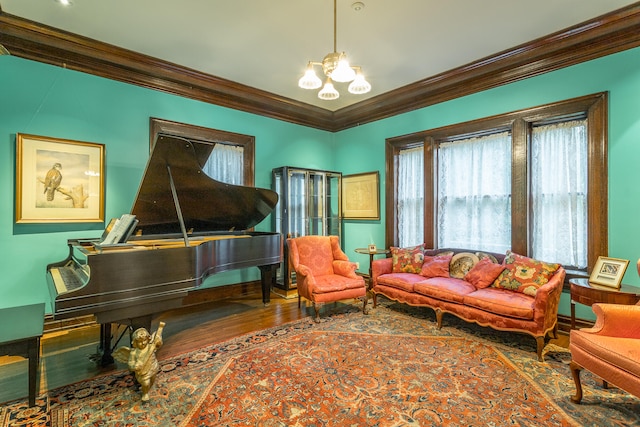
[
  {"x1": 0, "y1": 288, "x2": 327, "y2": 405},
  {"x1": 0, "y1": 287, "x2": 569, "y2": 405}
]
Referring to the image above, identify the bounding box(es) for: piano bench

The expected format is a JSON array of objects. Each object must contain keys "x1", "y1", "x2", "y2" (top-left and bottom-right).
[{"x1": 0, "y1": 303, "x2": 45, "y2": 407}]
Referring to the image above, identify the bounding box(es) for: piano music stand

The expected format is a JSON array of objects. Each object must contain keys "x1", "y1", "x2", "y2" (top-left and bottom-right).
[{"x1": 0, "y1": 302, "x2": 45, "y2": 407}]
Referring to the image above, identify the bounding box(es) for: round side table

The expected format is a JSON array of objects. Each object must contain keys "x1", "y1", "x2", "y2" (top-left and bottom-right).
[
  {"x1": 569, "y1": 278, "x2": 640, "y2": 329},
  {"x1": 355, "y1": 248, "x2": 390, "y2": 289}
]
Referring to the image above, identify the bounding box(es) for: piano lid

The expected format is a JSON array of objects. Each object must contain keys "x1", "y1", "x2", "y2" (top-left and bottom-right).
[{"x1": 131, "y1": 134, "x2": 278, "y2": 235}]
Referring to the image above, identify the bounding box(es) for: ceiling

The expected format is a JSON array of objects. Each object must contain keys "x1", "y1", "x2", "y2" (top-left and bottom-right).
[{"x1": 0, "y1": 0, "x2": 638, "y2": 112}]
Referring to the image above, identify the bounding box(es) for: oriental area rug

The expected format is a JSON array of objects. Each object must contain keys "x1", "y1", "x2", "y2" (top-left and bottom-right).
[{"x1": 1, "y1": 300, "x2": 639, "y2": 427}]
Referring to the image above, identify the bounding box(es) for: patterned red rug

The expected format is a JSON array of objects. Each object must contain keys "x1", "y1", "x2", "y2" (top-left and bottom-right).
[{"x1": 1, "y1": 300, "x2": 639, "y2": 426}]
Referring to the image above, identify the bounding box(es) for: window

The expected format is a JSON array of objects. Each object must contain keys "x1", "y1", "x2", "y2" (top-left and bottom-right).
[
  {"x1": 530, "y1": 119, "x2": 588, "y2": 268},
  {"x1": 149, "y1": 117, "x2": 255, "y2": 187},
  {"x1": 385, "y1": 93, "x2": 607, "y2": 271},
  {"x1": 203, "y1": 143, "x2": 244, "y2": 185},
  {"x1": 437, "y1": 131, "x2": 512, "y2": 253},
  {"x1": 397, "y1": 146, "x2": 424, "y2": 247}
]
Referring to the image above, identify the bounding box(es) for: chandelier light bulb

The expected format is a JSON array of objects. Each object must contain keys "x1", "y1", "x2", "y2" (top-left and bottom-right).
[
  {"x1": 348, "y1": 71, "x2": 371, "y2": 94},
  {"x1": 318, "y1": 78, "x2": 339, "y2": 100},
  {"x1": 297, "y1": 0, "x2": 371, "y2": 100},
  {"x1": 330, "y1": 54, "x2": 356, "y2": 83},
  {"x1": 298, "y1": 65, "x2": 322, "y2": 90}
]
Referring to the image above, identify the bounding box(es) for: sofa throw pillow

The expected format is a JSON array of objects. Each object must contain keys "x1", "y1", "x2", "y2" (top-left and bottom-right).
[
  {"x1": 391, "y1": 245, "x2": 424, "y2": 273},
  {"x1": 464, "y1": 257, "x2": 506, "y2": 289},
  {"x1": 491, "y1": 250, "x2": 560, "y2": 296},
  {"x1": 475, "y1": 251, "x2": 499, "y2": 264},
  {"x1": 420, "y1": 254, "x2": 453, "y2": 278},
  {"x1": 449, "y1": 252, "x2": 480, "y2": 279}
]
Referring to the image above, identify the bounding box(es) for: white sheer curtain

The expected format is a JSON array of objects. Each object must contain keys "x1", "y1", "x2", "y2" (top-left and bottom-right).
[
  {"x1": 531, "y1": 119, "x2": 587, "y2": 268},
  {"x1": 437, "y1": 131, "x2": 511, "y2": 252},
  {"x1": 397, "y1": 146, "x2": 424, "y2": 247},
  {"x1": 202, "y1": 143, "x2": 244, "y2": 185}
]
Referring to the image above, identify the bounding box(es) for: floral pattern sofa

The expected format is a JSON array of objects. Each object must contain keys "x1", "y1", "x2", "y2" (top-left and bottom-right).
[{"x1": 371, "y1": 247, "x2": 566, "y2": 361}]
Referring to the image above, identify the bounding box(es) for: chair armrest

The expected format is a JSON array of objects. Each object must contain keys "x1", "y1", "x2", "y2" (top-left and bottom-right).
[
  {"x1": 294, "y1": 263, "x2": 316, "y2": 298},
  {"x1": 372, "y1": 258, "x2": 393, "y2": 287},
  {"x1": 532, "y1": 267, "x2": 565, "y2": 330},
  {"x1": 333, "y1": 260, "x2": 358, "y2": 278},
  {"x1": 579, "y1": 303, "x2": 640, "y2": 339},
  {"x1": 295, "y1": 263, "x2": 313, "y2": 279}
]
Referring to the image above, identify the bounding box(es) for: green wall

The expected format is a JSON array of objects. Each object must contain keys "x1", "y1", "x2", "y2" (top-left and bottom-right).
[
  {"x1": 0, "y1": 56, "x2": 333, "y2": 312},
  {"x1": 336, "y1": 46, "x2": 640, "y2": 320},
  {"x1": 3, "y1": 44, "x2": 640, "y2": 322}
]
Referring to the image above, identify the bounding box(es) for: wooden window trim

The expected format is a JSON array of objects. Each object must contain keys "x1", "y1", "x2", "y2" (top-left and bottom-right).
[
  {"x1": 149, "y1": 117, "x2": 255, "y2": 186},
  {"x1": 385, "y1": 92, "x2": 607, "y2": 271}
]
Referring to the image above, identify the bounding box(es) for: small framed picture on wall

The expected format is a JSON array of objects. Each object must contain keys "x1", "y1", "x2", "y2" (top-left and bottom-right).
[
  {"x1": 15, "y1": 133, "x2": 105, "y2": 223},
  {"x1": 342, "y1": 171, "x2": 380, "y2": 220}
]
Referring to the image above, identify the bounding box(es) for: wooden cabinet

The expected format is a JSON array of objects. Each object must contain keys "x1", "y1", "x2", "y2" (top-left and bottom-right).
[{"x1": 272, "y1": 166, "x2": 341, "y2": 290}]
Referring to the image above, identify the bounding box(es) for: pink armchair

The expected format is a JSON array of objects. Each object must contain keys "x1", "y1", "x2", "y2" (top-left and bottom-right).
[
  {"x1": 287, "y1": 235, "x2": 367, "y2": 321},
  {"x1": 569, "y1": 302, "x2": 640, "y2": 403}
]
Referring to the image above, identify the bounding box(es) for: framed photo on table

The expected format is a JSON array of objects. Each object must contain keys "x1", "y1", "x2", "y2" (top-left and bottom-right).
[
  {"x1": 15, "y1": 133, "x2": 105, "y2": 223},
  {"x1": 342, "y1": 171, "x2": 380, "y2": 220},
  {"x1": 589, "y1": 256, "x2": 629, "y2": 289}
]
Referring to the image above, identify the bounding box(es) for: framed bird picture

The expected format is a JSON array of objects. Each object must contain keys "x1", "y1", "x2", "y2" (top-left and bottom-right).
[{"x1": 15, "y1": 133, "x2": 105, "y2": 223}]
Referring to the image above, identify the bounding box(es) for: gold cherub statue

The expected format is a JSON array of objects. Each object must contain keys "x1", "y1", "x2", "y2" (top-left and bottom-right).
[{"x1": 114, "y1": 321, "x2": 165, "y2": 401}]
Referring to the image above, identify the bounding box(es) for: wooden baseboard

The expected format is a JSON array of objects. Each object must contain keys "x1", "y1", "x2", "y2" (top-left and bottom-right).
[{"x1": 557, "y1": 313, "x2": 593, "y2": 333}]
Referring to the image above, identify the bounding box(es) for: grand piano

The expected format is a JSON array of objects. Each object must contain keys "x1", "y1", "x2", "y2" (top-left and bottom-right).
[{"x1": 46, "y1": 135, "x2": 282, "y2": 365}]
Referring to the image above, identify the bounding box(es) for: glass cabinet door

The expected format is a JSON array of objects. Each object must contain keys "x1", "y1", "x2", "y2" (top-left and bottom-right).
[
  {"x1": 272, "y1": 166, "x2": 342, "y2": 291},
  {"x1": 326, "y1": 172, "x2": 341, "y2": 237},
  {"x1": 287, "y1": 169, "x2": 307, "y2": 238},
  {"x1": 308, "y1": 172, "x2": 325, "y2": 236}
]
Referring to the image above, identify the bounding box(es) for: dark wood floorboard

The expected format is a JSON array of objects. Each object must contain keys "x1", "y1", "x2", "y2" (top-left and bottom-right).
[
  {"x1": 0, "y1": 289, "x2": 328, "y2": 405},
  {"x1": 0, "y1": 289, "x2": 569, "y2": 405}
]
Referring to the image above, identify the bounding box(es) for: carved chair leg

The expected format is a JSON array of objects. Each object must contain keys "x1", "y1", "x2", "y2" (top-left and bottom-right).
[
  {"x1": 372, "y1": 292, "x2": 378, "y2": 308},
  {"x1": 569, "y1": 360, "x2": 584, "y2": 403},
  {"x1": 435, "y1": 309, "x2": 443, "y2": 329},
  {"x1": 313, "y1": 303, "x2": 320, "y2": 323},
  {"x1": 362, "y1": 294, "x2": 369, "y2": 315},
  {"x1": 535, "y1": 336, "x2": 545, "y2": 362}
]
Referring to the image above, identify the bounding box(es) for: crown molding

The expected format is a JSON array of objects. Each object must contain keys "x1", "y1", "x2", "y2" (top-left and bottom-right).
[
  {"x1": 1, "y1": 4, "x2": 640, "y2": 132},
  {"x1": 0, "y1": 12, "x2": 335, "y2": 131},
  {"x1": 333, "y1": 4, "x2": 640, "y2": 131}
]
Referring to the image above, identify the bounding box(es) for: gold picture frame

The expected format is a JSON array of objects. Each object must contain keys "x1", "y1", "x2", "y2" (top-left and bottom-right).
[
  {"x1": 589, "y1": 256, "x2": 629, "y2": 289},
  {"x1": 16, "y1": 133, "x2": 105, "y2": 223},
  {"x1": 342, "y1": 171, "x2": 380, "y2": 220}
]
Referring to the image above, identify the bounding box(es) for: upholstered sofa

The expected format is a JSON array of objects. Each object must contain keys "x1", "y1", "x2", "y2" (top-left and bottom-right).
[{"x1": 371, "y1": 247, "x2": 566, "y2": 361}]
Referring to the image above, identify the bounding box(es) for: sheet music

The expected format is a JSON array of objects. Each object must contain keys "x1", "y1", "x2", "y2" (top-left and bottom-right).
[{"x1": 100, "y1": 214, "x2": 137, "y2": 245}]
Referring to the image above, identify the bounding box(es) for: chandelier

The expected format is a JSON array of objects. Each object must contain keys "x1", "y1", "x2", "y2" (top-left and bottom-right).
[{"x1": 298, "y1": 0, "x2": 371, "y2": 100}]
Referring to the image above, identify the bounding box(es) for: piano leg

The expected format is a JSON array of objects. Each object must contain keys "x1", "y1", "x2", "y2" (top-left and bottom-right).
[
  {"x1": 97, "y1": 316, "x2": 153, "y2": 367},
  {"x1": 258, "y1": 264, "x2": 277, "y2": 306},
  {"x1": 99, "y1": 323, "x2": 115, "y2": 366}
]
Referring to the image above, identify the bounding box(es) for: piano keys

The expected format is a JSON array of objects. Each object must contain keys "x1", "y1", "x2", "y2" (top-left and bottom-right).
[{"x1": 46, "y1": 135, "x2": 282, "y2": 365}]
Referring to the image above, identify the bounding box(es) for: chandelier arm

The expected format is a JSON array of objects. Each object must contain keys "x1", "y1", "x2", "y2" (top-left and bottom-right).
[{"x1": 297, "y1": 0, "x2": 371, "y2": 98}]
